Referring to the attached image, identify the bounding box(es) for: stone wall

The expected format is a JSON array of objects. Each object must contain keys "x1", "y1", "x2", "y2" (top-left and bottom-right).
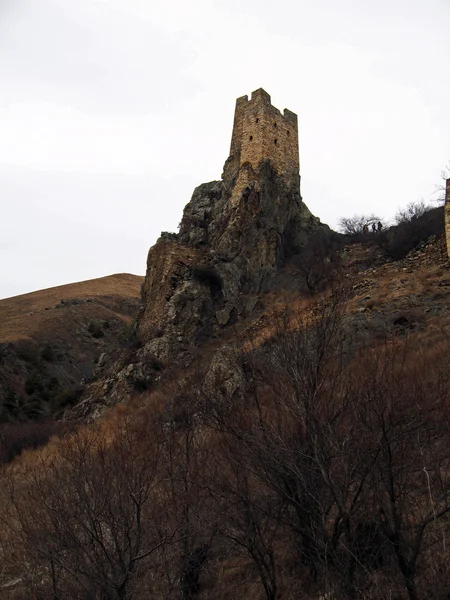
[
  {"x1": 445, "y1": 178, "x2": 450, "y2": 259},
  {"x1": 229, "y1": 88, "x2": 300, "y2": 183}
]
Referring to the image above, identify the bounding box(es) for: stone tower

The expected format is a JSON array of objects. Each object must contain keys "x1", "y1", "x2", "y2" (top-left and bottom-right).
[
  {"x1": 445, "y1": 178, "x2": 450, "y2": 259},
  {"x1": 137, "y1": 88, "x2": 321, "y2": 366},
  {"x1": 223, "y1": 88, "x2": 300, "y2": 204}
]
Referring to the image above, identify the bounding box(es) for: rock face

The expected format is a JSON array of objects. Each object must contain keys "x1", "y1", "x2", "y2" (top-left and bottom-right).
[{"x1": 137, "y1": 89, "x2": 323, "y2": 364}]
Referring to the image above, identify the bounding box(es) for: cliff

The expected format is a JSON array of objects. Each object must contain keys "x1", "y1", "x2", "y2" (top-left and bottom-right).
[{"x1": 137, "y1": 159, "x2": 322, "y2": 366}]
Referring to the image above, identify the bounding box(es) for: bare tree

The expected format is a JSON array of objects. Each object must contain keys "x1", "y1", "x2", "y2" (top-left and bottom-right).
[
  {"x1": 161, "y1": 388, "x2": 220, "y2": 600},
  {"x1": 394, "y1": 200, "x2": 433, "y2": 224},
  {"x1": 352, "y1": 343, "x2": 450, "y2": 600},
  {"x1": 206, "y1": 293, "x2": 450, "y2": 598},
  {"x1": 434, "y1": 161, "x2": 450, "y2": 204},
  {"x1": 339, "y1": 213, "x2": 381, "y2": 237},
  {"x1": 5, "y1": 413, "x2": 176, "y2": 599},
  {"x1": 210, "y1": 430, "x2": 285, "y2": 600},
  {"x1": 206, "y1": 292, "x2": 372, "y2": 598},
  {"x1": 291, "y1": 232, "x2": 342, "y2": 294}
]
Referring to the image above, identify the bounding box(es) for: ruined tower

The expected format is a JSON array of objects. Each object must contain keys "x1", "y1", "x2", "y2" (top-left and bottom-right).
[
  {"x1": 445, "y1": 178, "x2": 450, "y2": 259},
  {"x1": 137, "y1": 87, "x2": 320, "y2": 367},
  {"x1": 223, "y1": 88, "x2": 300, "y2": 203}
]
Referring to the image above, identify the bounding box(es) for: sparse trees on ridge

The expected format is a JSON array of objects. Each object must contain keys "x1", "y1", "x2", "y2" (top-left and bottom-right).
[
  {"x1": 394, "y1": 200, "x2": 433, "y2": 224},
  {"x1": 339, "y1": 213, "x2": 381, "y2": 236}
]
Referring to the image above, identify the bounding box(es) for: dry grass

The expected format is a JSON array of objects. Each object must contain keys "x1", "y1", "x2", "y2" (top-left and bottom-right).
[
  {"x1": 0, "y1": 273, "x2": 143, "y2": 342},
  {"x1": 1, "y1": 237, "x2": 450, "y2": 598}
]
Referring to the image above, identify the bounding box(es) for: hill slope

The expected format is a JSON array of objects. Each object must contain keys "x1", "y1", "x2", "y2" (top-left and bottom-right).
[{"x1": 0, "y1": 273, "x2": 143, "y2": 422}]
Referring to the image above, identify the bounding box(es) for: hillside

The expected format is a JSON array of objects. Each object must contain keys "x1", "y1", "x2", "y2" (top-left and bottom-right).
[
  {"x1": 0, "y1": 273, "x2": 142, "y2": 426},
  {"x1": 0, "y1": 86, "x2": 449, "y2": 599},
  {"x1": 0, "y1": 273, "x2": 142, "y2": 342},
  {"x1": 1, "y1": 233, "x2": 450, "y2": 600}
]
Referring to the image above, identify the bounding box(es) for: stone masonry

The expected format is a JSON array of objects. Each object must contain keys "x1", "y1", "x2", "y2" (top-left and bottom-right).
[
  {"x1": 137, "y1": 89, "x2": 322, "y2": 366},
  {"x1": 446, "y1": 178, "x2": 450, "y2": 259},
  {"x1": 223, "y1": 88, "x2": 300, "y2": 204}
]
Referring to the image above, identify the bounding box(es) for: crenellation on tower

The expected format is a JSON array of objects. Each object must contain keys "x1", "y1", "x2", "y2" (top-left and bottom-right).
[
  {"x1": 225, "y1": 88, "x2": 300, "y2": 203},
  {"x1": 251, "y1": 88, "x2": 272, "y2": 104}
]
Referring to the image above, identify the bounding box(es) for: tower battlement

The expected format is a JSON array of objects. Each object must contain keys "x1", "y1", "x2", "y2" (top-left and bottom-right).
[{"x1": 229, "y1": 88, "x2": 300, "y2": 181}]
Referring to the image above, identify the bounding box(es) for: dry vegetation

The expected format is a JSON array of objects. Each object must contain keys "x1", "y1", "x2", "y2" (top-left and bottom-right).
[
  {"x1": 1, "y1": 284, "x2": 450, "y2": 599},
  {"x1": 0, "y1": 274, "x2": 143, "y2": 343},
  {"x1": 0, "y1": 274, "x2": 143, "y2": 459},
  {"x1": 1, "y1": 209, "x2": 450, "y2": 598}
]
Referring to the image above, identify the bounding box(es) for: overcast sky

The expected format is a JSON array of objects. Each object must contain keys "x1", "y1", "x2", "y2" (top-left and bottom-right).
[{"x1": 1, "y1": 0, "x2": 449, "y2": 298}]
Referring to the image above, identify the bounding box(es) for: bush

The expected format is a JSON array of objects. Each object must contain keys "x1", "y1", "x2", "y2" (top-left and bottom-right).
[
  {"x1": 25, "y1": 372, "x2": 44, "y2": 396},
  {"x1": 394, "y1": 200, "x2": 432, "y2": 224},
  {"x1": 377, "y1": 205, "x2": 444, "y2": 260},
  {"x1": 0, "y1": 420, "x2": 68, "y2": 464},
  {"x1": 118, "y1": 323, "x2": 142, "y2": 349},
  {"x1": 338, "y1": 213, "x2": 381, "y2": 239},
  {"x1": 132, "y1": 377, "x2": 150, "y2": 392},
  {"x1": 16, "y1": 343, "x2": 40, "y2": 366},
  {"x1": 40, "y1": 344, "x2": 54, "y2": 362},
  {"x1": 52, "y1": 386, "x2": 84, "y2": 412},
  {"x1": 88, "y1": 320, "x2": 105, "y2": 338},
  {"x1": 291, "y1": 231, "x2": 342, "y2": 294},
  {"x1": 1, "y1": 389, "x2": 22, "y2": 421}
]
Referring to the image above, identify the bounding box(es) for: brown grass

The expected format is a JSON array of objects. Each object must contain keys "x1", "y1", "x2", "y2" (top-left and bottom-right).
[{"x1": 0, "y1": 273, "x2": 143, "y2": 342}]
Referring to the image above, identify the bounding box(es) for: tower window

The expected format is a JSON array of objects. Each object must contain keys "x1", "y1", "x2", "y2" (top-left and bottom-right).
[
  {"x1": 249, "y1": 135, "x2": 253, "y2": 141},
  {"x1": 256, "y1": 118, "x2": 259, "y2": 123},
  {"x1": 273, "y1": 122, "x2": 277, "y2": 128},
  {"x1": 274, "y1": 139, "x2": 277, "y2": 144},
  {"x1": 287, "y1": 130, "x2": 290, "y2": 136}
]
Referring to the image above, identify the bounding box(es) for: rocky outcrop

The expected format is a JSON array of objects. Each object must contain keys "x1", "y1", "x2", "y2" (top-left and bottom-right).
[{"x1": 137, "y1": 159, "x2": 323, "y2": 365}]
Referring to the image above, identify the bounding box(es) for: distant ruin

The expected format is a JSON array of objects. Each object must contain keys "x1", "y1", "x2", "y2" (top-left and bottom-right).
[{"x1": 446, "y1": 178, "x2": 450, "y2": 259}]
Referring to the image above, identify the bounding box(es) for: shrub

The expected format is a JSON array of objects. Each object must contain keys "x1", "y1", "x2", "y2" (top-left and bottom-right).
[
  {"x1": 16, "y1": 343, "x2": 40, "y2": 366},
  {"x1": 52, "y1": 386, "x2": 84, "y2": 411},
  {"x1": 377, "y1": 205, "x2": 444, "y2": 260},
  {"x1": 394, "y1": 200, "x2": 433, "y2": 224},
  {"x1": 40, "y1": 344, "x2": 54, "y2": 362},
  {"x1": 1, "y1": 389, "x2": 22, "y2": 421},
  {"x1": 25, "y1": 372, "x2": 44, "y2": 396},
  {"x1": 132, "y1": 377, "x2": 150, "y2": 392},
  {"x1": 338, "y1": 213, "x2": 381, "y2": 239},
  {"x1": 88, "y1": 320, "x2": 105, "y2": 338},
  {"x1": 118, "y1": 322, "x2": 142, "y2": 349},
  {"x1": 291, "y1": 231, "x2": 342, "y2": 294},
  {"x1": 0, "y1": 420, "x2": 68, "y2": 464}
]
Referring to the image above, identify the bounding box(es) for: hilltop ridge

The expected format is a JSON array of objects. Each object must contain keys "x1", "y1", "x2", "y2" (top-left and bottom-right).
[{"x1": 0, "y1": 273, "x2": 142, "y2": 425}]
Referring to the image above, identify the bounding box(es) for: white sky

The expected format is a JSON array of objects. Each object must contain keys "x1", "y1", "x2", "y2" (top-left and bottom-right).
[{"x1": 1, "y1": 0, "x2": 449, "y2": 298}]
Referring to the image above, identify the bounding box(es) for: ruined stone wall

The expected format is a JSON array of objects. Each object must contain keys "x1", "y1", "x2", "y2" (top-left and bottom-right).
[
  {"x1": 445, "y1": 178, "x2": 450, "y2": 260},
  {"x1": 229, "y1": 88, "x2": 300, "y2": 181}
]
